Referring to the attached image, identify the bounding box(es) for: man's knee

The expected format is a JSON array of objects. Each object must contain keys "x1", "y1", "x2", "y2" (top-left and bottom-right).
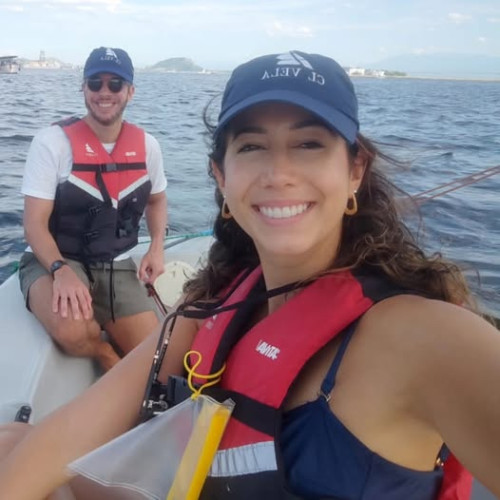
[
  {"x1": 104, "y1": 311, "x2": 159, "y2": 355},
  {"x1": 50, "y1": 320, "x2": 100, "y2": 357}
]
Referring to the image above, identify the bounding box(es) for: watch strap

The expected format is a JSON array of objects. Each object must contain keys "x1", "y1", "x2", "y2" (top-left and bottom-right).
[{"x1": 50, "y1": 260, "x2": 68, "y2": 277}]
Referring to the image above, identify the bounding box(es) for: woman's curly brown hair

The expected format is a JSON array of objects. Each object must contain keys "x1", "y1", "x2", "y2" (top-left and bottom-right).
[{"x1": 184, "y1": 108, "x2": 472, "y2": 309}]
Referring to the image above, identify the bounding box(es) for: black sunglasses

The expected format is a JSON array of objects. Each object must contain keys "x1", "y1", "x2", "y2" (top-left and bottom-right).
[{"x1": 86, "y1": 76, "x2": 125, "y2": 93}]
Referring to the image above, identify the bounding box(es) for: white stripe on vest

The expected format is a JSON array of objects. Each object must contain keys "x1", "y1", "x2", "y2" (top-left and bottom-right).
[
  {"x1": 209, "y1": 442, "x2": 277, "y2": 477},
  {"x1": 68, "y1": 174, "x2": 105, "y2": 203},
  {"x1": 119, "y1": 174, "x2": 150, "y2": 201}
]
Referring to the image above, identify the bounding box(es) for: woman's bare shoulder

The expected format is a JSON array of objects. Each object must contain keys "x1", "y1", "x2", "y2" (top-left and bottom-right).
[
  {"x1": 361, "y1": 293, "x2": 497, "y2": 351},
  {"x1": 355, "y1": 293, "x2": 500, "y2": 421},
  {"x1": 358, "y1": 294, "x2": 500, "y2": 389},
  {"x1": 360, "y1": 293, "x2": 500, "y2": 489}
]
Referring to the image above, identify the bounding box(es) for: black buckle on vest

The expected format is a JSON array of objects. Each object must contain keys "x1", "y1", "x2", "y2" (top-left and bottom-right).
[
  {"x1": 84, "y1": 230, "x2": 100, "y2": 243},
  {"x1": 104, "y1": 162, "x2": 117, "y2": 172},
  {"x1": 117, "y1": 218, "x2": 134, "y2": 238},
  {"x1": 88, "y1": 205, "x2": 101, "y2": 216}
]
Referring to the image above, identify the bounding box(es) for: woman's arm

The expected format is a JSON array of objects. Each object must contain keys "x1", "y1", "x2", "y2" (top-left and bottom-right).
[
  {"x1": 392, "y1": 298, "x2": 500, "y2": 496},
  {"x1": 0, "y1": 304, "x2": 199, "y2": 500}
]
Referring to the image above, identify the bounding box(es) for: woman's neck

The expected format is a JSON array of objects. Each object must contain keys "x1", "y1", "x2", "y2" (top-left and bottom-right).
[
  {"x1": 255, "y1": 231, "x2": 341, "y2": 294},
  {"x1": 260, "y1": 254, "x2": 333, "y2": 291}
]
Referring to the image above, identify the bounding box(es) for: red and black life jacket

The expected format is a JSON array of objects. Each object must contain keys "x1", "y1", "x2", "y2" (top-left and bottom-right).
[
  {"x1": 49, "y1": 117, "x2": 152, "y2": 262},
  {"x1": 187, "y1": 266, "x2": 472, "y2": 499}
]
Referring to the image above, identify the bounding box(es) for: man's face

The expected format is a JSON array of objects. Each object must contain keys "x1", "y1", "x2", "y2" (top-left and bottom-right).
[{"x1": 83, "y1": 73, "x2": 134, "y2": 127}]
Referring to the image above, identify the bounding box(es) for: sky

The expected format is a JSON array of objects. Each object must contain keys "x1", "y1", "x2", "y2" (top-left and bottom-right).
[{"x1": 1, "y1": 0, "x2": 500, "y2": 70}]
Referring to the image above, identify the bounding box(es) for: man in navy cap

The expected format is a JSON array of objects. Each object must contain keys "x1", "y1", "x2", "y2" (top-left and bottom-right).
[{"x1": 19, "y1": 47, "x2": 168, "y2": 370}]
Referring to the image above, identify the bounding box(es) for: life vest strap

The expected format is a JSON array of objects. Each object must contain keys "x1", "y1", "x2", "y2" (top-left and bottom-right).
[
  {"x1": 206, "y1": 386, "x2": 278, "y2": 437},
  {"x1": 72, "y1": 162, "x2": 146, "y2": 172}
]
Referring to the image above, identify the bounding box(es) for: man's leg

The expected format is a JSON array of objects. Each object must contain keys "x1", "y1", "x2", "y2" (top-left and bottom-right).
[
  {"x1": 95, "y1": 258, "x2": 160, "y2": 356},
  {"x1": 28, "y1": 275, "x2": 120, "y2": 371},
  {"x1": 104, "y1": 310, "x2": 159, "y2": 355}
]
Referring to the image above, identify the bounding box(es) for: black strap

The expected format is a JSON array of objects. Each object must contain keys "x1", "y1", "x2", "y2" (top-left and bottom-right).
[
  {"x1": 72, "y1": 162, "x2": 146, "y2": 172},
  {"x1": 205, "y1": 386, "x2": 279, "y2": 436},
  {"x1": 210, "y1": 276, "x2": 267, "y2": 372},
  {"x1": 436, "y1": 444, "x2": 450, "y2": 467},
  {"x1": 95, "y1": 169, "x2": 112, "y2": 207},
  {"x1": 108, "y1": 258, "x2": 116, "y2": 322}
]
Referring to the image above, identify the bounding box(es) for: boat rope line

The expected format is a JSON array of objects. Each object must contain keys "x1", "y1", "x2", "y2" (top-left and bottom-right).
[
  {"x1": 165, "y1": 229, "x2": 212, "y2": 242},
  {"x1": 413, "y1": 164, "x2": 500, "y2": 204},
  {"x1": 163, "y1": 229, "x2": 213, "y2": 250}
]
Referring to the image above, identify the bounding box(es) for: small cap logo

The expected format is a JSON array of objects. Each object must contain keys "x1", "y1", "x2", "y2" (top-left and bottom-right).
[
  {"x1": 277, "y1": 51, "x2": 313, "y2": 69},
  {"x1": 100, "y1": 48, "x2": 121, "y2": 65},
  {"x1": 261, "y1": 51, "x2": 325, "y2": 86}
]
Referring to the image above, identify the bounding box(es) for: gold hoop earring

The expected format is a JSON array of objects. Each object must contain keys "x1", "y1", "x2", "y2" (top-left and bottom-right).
[
  {"x1": 344, "y1": 191, "x2": 358, "y2": 216},
  {"x1": 221, "y1": 198, "x2": 232, "y2": 219}
]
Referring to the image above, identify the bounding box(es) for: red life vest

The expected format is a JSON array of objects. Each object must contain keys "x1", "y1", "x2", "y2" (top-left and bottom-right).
[
  {"x1": 188, "y1": 267, "x2": 472, "y2": 499},
  {"x1": 49, "y1": 118, "x2": 151, "y2": 262}
]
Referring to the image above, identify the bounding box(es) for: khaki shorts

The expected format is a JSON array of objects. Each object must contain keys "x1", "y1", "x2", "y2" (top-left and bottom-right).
[{"x1": 18, "y1": 252, "x2": 157, "y2": 326}]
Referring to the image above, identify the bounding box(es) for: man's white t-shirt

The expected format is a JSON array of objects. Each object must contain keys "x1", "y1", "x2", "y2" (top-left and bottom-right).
[
  {"x1": 22, "y1": 124, "x2": 167, "y2": 199},
  {"x1": 21, "y1": 124, "x2": 167, "y2": 258}
]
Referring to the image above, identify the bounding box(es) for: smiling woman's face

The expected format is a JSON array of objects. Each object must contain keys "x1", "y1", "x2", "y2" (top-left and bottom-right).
[{"x1": 213, "y1": 102, "x2": 365, "y2": 280}]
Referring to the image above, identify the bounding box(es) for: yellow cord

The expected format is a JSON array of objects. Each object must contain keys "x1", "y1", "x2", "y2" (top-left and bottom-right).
[{"x1": 183, "y1": 351, "x2": 226, "y2": 398}]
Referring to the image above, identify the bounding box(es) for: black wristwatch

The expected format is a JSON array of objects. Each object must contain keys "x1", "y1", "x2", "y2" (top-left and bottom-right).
[{"x1": 49, "y1": 259, "x2": 68, "y2": 277}]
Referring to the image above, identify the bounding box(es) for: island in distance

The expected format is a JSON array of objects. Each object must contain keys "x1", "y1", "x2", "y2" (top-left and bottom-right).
[
  {"x1": 13, "y1": 53, "x2": 214, "y2": 74},
  {"x1": 145, "y1": 57, "x2": 211, "y2": 73}
]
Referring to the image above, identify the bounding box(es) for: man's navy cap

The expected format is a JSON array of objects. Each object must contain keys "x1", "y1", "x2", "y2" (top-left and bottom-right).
[
  {"x1": 215, "y1": 51, "x2": 359, "y2": 145},
  {"x1": 83, "y1": 47, "x2": 134, "y2": 83}
]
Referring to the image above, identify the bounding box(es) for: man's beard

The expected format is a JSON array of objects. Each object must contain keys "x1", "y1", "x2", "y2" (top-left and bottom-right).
[{"x1": 84, "y1": 97, "x2": 127, "y2": 127}]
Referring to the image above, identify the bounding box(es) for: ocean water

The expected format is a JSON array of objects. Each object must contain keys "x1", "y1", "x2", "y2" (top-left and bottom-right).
[{"x1": 0, "y1": 70, "x2": 499, "y2": 317}]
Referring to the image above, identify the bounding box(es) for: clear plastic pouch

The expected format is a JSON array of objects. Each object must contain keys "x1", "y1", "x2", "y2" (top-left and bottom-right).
[{"x1": 68, "y1": 393, "x2": 234, "y2": 500}]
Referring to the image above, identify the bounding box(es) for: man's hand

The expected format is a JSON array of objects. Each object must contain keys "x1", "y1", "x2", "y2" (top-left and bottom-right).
[
  {"x1": 137, "y1": 248, "x2": 165, "y2": 285},
  {"x1": 51, "y1": 265, "x2": 93, "y2": 320}
]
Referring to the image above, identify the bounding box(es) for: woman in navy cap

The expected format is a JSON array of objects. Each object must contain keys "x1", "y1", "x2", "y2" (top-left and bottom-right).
[{"x1": 1, "y1": 51, "x2": 499, "y2": 499}]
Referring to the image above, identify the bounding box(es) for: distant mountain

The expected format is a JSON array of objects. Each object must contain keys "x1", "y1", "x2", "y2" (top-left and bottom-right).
[
  {"x1": 367, "y1": 53, "x2": 500, "y2": 79},
  {"x1": 149, "y1": 57, "x2": 204, "y2": 73}
]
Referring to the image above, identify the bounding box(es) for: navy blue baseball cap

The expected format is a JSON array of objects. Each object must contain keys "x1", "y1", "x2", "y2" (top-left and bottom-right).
[
  {"x1": 83, "y1": 47, "x2": 134, "y2": 83},
  {"x1": 215, "y1": 51, "x2": 359, "y2": 145}
]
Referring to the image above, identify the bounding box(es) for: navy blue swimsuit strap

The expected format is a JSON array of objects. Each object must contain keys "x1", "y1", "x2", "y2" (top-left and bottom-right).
[
  {"x1": 320, "y1": 319, "x2": 360, "y2": 396},
  {"x1": 319, "y1": 318, "x2": 450, "y2": 467}
]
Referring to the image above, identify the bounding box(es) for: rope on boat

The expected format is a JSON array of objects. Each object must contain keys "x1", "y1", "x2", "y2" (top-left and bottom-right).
[
  {"x1": 414, "y1": 164, "x2": 500, "y2": 204},
  {"x1": 164, "y1": 229, "x2": 213, "y2": 249},
  {"x1": 165, "y1": 230, "x2": 212, "y2": 241}
]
